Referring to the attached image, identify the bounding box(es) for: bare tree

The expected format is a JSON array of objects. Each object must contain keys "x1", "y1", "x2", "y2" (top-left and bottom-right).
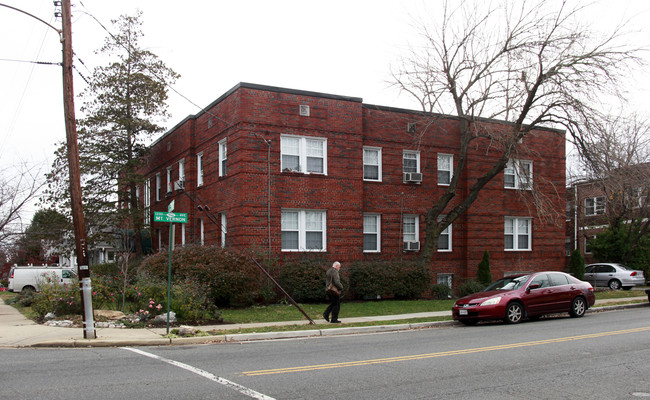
[
  {"x1": 0, "y1": 163, "x2": 47, "y2": 251},
  {"x1": 578, "y1": 114, "x2": 650, "y2": 261},
  {"x1": 392, "y1": 0, "x2": 643, "y2": 260}
]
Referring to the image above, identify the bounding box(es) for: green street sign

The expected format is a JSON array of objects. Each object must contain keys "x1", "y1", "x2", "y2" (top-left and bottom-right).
[{"x1": 154, "y1": 211, "x2": 188, "y2": 223}]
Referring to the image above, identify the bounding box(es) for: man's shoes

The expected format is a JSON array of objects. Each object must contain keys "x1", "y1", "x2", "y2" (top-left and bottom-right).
[
  {"x1": 330, "y1": 320, "x2": 341, "y2": 323},
  {"x1": 323, "y1": 313, "x2": 329, "y2": 322}
]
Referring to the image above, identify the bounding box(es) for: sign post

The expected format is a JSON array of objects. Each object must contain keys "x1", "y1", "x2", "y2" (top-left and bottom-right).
[{"x1": 153, "y1": 209, "x2": 187, "y2": 334}]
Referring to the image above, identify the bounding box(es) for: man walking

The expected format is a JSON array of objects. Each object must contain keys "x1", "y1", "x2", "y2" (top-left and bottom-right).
[{"x1": 323, "y1": 261, "x2": 343, "y2": 323}]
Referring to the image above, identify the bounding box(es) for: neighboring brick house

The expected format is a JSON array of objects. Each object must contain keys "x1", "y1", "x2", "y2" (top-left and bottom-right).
[
  {"x1": 140, "y1": 83, "x2": 566, "y2": 285},
  {"x1": 566, "y1": 163, "x2": 650, "y2": 263}
]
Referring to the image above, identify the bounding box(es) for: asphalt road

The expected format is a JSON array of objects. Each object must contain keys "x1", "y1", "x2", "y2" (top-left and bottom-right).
[{"x1": 1, "y1": 308, "x2": 649, "y2": 399}]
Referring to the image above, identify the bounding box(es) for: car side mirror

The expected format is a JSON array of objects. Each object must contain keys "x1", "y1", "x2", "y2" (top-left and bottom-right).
[{"x1": 527, "y1": 283, "x2": 540, "y2": 292}]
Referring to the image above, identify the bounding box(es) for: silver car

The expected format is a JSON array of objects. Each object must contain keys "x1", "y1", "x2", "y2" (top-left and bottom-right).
[{"x1": 584, "y1": 263, "x2": 645, "y2": 290}]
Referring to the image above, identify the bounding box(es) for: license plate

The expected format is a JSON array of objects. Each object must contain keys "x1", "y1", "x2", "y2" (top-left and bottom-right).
[{"x1": 459, "y1": 309, "x2": 468, "y2": 316}]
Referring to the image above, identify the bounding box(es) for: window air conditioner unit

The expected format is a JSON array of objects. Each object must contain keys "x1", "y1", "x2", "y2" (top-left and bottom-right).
[
  {"x1": 403, "y1": 172, "x2": 423, "y2": 183},
  {"x1": 403, "y1": 241, "x2": 420, "y2": 251},
  {"x1": 174, "y1": 180, "x2": 185, "y2": 191}
]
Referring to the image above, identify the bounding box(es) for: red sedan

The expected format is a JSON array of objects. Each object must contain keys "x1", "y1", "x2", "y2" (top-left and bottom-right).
[{"x1": 452, "y1": 271, "x2": 595, "y2": 325}]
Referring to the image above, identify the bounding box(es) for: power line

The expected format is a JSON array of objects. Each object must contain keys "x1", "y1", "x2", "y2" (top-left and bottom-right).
[{"x1": 0, "y1": 58, "x2": 61, "y2": 66}]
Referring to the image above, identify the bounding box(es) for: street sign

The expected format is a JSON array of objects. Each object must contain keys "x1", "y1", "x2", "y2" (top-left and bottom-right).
[{"x1": 154, "y1": 211, "x2": 188, "y2": 223}]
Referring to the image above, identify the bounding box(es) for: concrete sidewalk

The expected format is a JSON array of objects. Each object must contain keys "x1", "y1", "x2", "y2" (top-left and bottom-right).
[{"x1": 0, "y1": 297, "x2": 647, "y2": 348}]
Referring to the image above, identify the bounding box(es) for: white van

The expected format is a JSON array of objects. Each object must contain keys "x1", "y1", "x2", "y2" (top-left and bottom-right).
[{"x1": 8, "y1": 266, "x2": 77, "y2": 292}]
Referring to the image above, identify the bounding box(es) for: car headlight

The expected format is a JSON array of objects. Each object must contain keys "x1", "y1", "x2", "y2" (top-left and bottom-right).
[{"x1": 480, "y1": 297, "x2": 501, "y2": 306}]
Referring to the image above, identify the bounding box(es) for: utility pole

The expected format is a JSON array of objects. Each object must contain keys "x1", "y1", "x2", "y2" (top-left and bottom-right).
[{"x1": 61, "y1": 0, "x2": 95, "y2": 339}]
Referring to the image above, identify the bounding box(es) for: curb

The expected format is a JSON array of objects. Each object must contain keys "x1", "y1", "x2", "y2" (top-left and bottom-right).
[{"x1": 23, "y1": 302, "x2": 649, "y2": 348}]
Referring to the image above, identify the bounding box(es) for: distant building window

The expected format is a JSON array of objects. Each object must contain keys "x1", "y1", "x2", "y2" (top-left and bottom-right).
[
  {"x1": 438, "y1": 154, "x2": 453, "y2": 185},
  {"x1": 144, "y1": 179, "x2": 151, "y2": 225},
  {"x1": 437, "y1": 273, "x2": 453, "y2": 290},
  {"x1": 363, "y1": 214, "x2": 381, "y2": 252},
  {"x1": 199, "y1": 217, "x2": 204, "y2": 246},
  {"x1": 219, "y1": 139, "x2": 227, "y2": 177},
  {"x1": 505, "y1": 217, "x2": 531, "y2": 251},
  {"x1": 505, "y1": 160, "x2": 533, "y2": 189},
  {"x1": 403, "y1": 151, "x2": 420, "y2": 173},
  {"x1": 155, "y1": 173, "x2": 161, "y2": 202},
  {"x1": 363, "y1": 147, "x2": 382, "y2": 181},
  {"x1": 166, "y1": 166, "x2": 173, "y2": 194},
  {"x1": 281, "y1": 135, "x2": 327, "y2": 174},
  {"x1": 281, "y1": 210, "x2": 326, "y2": 251},
  {"x1": 197, "y1": 152, "x2": 204, "y2": 187},
  {"x1": 178, "y1": 158, "x2": 185, "y2": 182},
  {"x1": 585, "y1": 196, "x2": 605, "y2": 216},
  {"x1": 221, "y1": 213, "x2": 227, "y2": 248}
]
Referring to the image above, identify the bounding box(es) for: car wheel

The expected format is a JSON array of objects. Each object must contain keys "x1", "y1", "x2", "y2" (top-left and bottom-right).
[
  {"x1": 608, "y1": 279, "x2": 622, "y2": 290},
  {"x1": 459, "y1": 319, "x2": 478, "y2": 326},
  {"x1": 569, "y1": 297, "x2": 586, "y2": 318},
  {"x1": 504, "y1": 302, "x2": 524, "y2": 324},
  {"x1": 22, "y1": 286, "x2": 36, "y2": 293}
]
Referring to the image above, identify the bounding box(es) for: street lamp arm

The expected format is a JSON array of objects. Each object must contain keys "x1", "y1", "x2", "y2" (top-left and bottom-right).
[{"x1": 0, "y1": 3, "x2": 62, "y2": 38}]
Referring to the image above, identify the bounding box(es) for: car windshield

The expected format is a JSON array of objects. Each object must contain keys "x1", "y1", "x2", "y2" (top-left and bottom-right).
[{"x1": 483, "y1": 275, "x2": 530, "y2": 291}]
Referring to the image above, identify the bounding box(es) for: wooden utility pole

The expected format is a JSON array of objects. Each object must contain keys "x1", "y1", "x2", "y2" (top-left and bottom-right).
[{"x1": 61, "y1": 0, "x2": 94, "y2": 339}]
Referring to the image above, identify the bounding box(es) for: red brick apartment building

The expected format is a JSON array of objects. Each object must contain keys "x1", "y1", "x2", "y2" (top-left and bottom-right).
[{"x1": 141, "y1": 83, "x2": 566, "y2": 284}]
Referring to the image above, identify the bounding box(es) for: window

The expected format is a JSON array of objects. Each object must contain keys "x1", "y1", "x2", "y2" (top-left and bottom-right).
[
  {"x1": 504, "y1": 160, "x2": 533, "y2": 189},
  {"x1": 181, "y1": 224, "x2": 186, "y2": 246},
  {"x1": 363, "y1": 214, "x2": 381, "y2": 252},
  {"x1": 178, "y1": 158, "x2": 185, "y2": 182},
  {"x1": 363, "y1": 147, "x2": 382, "y2": 181},
  {"x1": 505, "y1": 217, "x2": 532, "y2": 251},
  {"x1": 281, "y1": 210, "x2": 326, "y2": 251},
  {"x1": 197, "y1": 152, "x2": 204, "y2": 187},
  {"x1": 155, "y1": 173, "x2": 161, "y2": 201},
  {"x1": 437, "y1": 220, "x2": 452, "y2": 252},
  {"x1": 403, "y1": 151, "x2": 420, "y2": 173},
  {"x1": 221, "y1": 213, "x2": 227, "y2": 248},
  {"x1": 437, "y1": 274, "x2": 453, "y2": 291},
  {"x1": 403, "y1": 215, "x2": 419, "y2": 242},
  {"x1": 199, "y1": 217, "x2": 204, "y2": 246},
  {"x1": 585, "y1": 196, "x2": 605, "y2": 216},
  {"x1": 219, "y1": 139, "x2": 227, "y2": 177},
  {"x1": 144, "y1": 180, "x2": 151, "y2": 225},
  {"x1": 166, "y1": 166, "x2": 173, "y2": 194},
  {"x1": 281, "y1": 135, "x2": 327, "y2": 174},
  {"x1": 438, "y1": 154, "x2": 453, "y2": 185},
  {"x1": 585, "y1": 235, "x2": 597, "y2": 254}
]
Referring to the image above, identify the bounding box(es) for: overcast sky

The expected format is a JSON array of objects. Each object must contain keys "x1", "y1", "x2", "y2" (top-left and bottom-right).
[{"x1": 1, "y1": 0, "x2": 649, "y2": 176}]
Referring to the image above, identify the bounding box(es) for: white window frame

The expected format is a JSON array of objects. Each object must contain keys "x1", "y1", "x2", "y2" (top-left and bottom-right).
[
  {"x1": 280, "y1": 135, "x2": 327, "y2": 175},
  {"x1": 437, "y1": 154, "x2": 453, "y2": 186},
  {"x1": 178, "y1": 158, "x2": 185, "y2": 182},
  {"x1": 504, "y1": 217, "x2": 532, "y2": 251},
  {"x1": 166, "y1": 166, "x2": 173, "y2": 194},
  {"x1": 219, "y1": 139, "x2": 227, "y2": 177},
  {"x1": 363, "y1": 214, "x2": 381, "y2": 253},
  {"x1": 403, "y1": 214, "x2": 419, "y2": 242},
  {"x1": 585, "y1": 196, "x2": 606, "y2": 216},
  {"x1": 403, "y1": 151, "x2": 420, "y2": 173},
  {"x1": 363, "y1": 147, "x2": 382, "y2": 181},
  {"x1": 221, "y1": 213, "x2": 227, "y2": 248},
  {"x1": 281, "y1": 209, "x2": 327, "y2": 252},
  {"x1": 155, "y1": 173, "x2": 161, "y2": 202},
  {"x1": 504, "y1": 159, "x2": 533, "y2": 189},
  {"x1": 437, "y1": 273, "x2": 453, "y2": 289},
  {"x1": 181, "y1": 223, "x2": 186, "y2": 246},
  {"x1": 197, "y1": 152, "x2": 204, "y2": 187},
  {"x1": 437, "y1": 219, "x2": 452, "y2": 252}
]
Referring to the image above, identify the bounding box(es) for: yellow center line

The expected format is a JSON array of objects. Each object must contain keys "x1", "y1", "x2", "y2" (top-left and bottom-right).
[{"x1": 242, "y1": 326, "x2": 650, "y2": 376}]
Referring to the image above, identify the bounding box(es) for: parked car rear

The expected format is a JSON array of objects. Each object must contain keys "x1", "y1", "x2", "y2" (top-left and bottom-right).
[{"x1": 584, "y1": 263, "x2": 645, "y2": 290}]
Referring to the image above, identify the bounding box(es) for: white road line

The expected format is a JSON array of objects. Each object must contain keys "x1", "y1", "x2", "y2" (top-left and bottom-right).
[{"x1": 122, "y1": 347, "x2": 275, "y2": 400}]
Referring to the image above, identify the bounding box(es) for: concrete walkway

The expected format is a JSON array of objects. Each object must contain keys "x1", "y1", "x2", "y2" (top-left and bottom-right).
[{"x1": 0, "y1": 297, "x2": 647, "y2": 348}]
